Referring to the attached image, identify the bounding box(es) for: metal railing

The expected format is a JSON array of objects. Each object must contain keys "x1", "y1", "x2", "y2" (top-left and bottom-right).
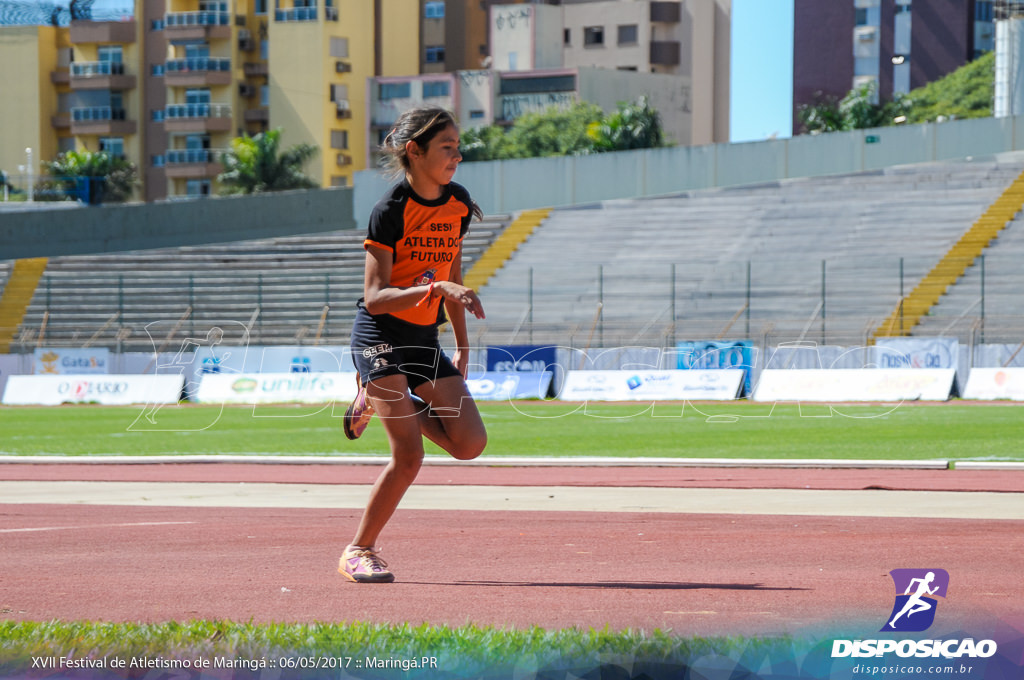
[
  {"x1": 165, "y1": 148, "x2": 229, "y2": 164},
  {"x1": 164, "y1": 57, "x2": 231, "y2": 73},
  {"x1": 71, "y1": 106, "x2": 127, "y2": 121},
  {"x1": 70, "y1": 61, "x2": 126, "y2": 77},
  {"x1": 164, "y1": 11, "x2": 230, "y2": 27},
  {"x1": 275, "y1": 7, "x2": 317, "y2": 21},
  {"x1": 164, "y1": 103, "x2": 232, "y2": 119}
]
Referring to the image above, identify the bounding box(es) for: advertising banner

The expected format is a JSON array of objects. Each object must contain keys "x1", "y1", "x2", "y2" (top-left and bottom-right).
[
  {"x1": 33, "y1": 348, "x2": 109, "y2": 374},
  {"x1": 1, "y1": 374, "x2": 184, "y2": 406},
  {"x1": 195, "y1": 372, "x2": 358, "y2": 405},
  {"x1": 466, "y1": 372, "x2": 553, "y2": 400},
  {"x1": 874, "y1": 337, "x2": 959, "y2": 369},
  {"x1": 962, "y1": 367, "x2": 1024, "y2": 401},
  {"x1": 676, "y1": 340, "x2": 754, "y2": 395},
  {"x1": 486, "y1": 345, "x2": 559, "y2": 373},
  {"x1": 752, "y1": 369, "x2": 956, "y2": 402},
  {"x1": 558, "y1": 370, "x2": 745, "y2": 402}
]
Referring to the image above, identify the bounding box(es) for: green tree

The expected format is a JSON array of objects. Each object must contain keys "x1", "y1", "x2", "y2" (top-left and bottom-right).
[
  {"x1": 901, "y1": 50, "x2": 994, "y2": 124},
  {"x1": 798, "y1": 82, "x2": 907, "y2": 134},
  {"x1": 218, "y1": 128, "x2": 319, "y2": 194},
  {"x1": 44, "y1": 149, "x2": 138, "y2": 204},
  {"x1": 587, "y1": 96, "x2": 665, "y2": 152},
  {"x1": 459, "y1": 98, "x2": 664, "y2": 161}
]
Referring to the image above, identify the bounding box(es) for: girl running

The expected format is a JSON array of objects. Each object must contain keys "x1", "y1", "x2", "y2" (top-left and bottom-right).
[{"x1": 339, "y1": 107, "x2": 487, "y2": 583}]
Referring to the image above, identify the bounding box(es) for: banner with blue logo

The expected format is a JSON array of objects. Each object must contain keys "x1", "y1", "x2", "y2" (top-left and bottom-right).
[
  {"x1": 466, "y1": 372, "x2": 553, "y2": 401},
  {"x1": 675, "y1": 341, "x2": 753, "y2": 395},
  {"x1": 486, "y1": 345, "x2": 558, "y2": 373}
]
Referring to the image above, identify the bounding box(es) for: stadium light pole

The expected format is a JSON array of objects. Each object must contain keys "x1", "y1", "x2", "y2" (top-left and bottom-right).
[{"x1": 25, "y1": 148, "x2": 34, "y2": 202}]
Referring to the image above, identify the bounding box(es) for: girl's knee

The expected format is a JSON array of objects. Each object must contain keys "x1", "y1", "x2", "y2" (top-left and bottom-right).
[
  {"x1": 450, "y1": 431, "x2": 487, "y2": 461},
  {"x1": 389, "y1": 453, "x2": 423, "y2": 483}
]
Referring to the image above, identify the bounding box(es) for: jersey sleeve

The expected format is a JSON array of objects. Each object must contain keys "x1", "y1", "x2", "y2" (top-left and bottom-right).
[
  {"x1": 364, "y1": 194, "x2": 405, "y2": 253},
  {"x1": 450, "y1": 182, "x2": 475, "y2": 238}
]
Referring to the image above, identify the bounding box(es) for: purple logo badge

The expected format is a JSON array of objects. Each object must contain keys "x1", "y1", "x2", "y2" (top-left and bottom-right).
[{"x1": 881, "y1": 569, "x2": 949, "y2": 632}]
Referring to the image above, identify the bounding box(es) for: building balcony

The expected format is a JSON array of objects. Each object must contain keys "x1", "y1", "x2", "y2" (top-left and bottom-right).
[
  {"x1": 69, "y1": 19, "x2": 137, "y2": 44},
  {"x1": 243, "y1": 61, "x2": 268, "y2": 77},
  {"x1": 275, "y1": 7, "x2": 317, "y2": 22},
  {"x1": 70, "y1": 107, "x2": 137, "y2": 135},
  {"x1": 164, "y1": 11, "x2": 231, "y2": 40},
  {"x1": 51, "y1": 112, "x2": 71, "y2": 129},
  {"x1": 164, "y1": 148, "x2": 226, "y2": 178},
  {"x1": 164, "y1": 57, "x2": 233, "y2": 87},
  {"x1": 244, "y1": 108, "x2": 269, "y2": 123},
  {"x1": 70, "y1": 61, "x2": 137, "y2": 90},
  {"x1": 649, "y1": 40, "x2": 681, "y2": 66},
  {"x1": 164, "y1": 102, "x2": 233, "y2": 133},
  {"x1": 51, "y1": 69, "x2": 70, "y2": 85},
  {"x1": 650, "y1": 2, "x2": 682, "y2": 23}
]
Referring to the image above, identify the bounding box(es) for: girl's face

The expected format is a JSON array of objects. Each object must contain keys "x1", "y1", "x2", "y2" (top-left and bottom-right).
[{"x1": 407, "y1": 123, "x2": 462, "y2": 193}]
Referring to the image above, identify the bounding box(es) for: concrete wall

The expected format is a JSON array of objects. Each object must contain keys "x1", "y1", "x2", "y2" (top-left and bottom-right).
[
  {"x1": 0, "y1": 188, "x2": 354, "y2": 259},
  {"x1": 354, "y1": 113, "x2": 1024, "y2": 224}
]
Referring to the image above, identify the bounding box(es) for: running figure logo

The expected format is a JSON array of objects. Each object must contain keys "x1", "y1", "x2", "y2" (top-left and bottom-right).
[{"x1": 882, "y1": 568, "x2": 950, "y2": 632}]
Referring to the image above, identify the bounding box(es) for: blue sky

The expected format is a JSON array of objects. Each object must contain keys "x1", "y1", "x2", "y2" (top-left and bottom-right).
[{"x1": 730, "y1": 0, "x2": 795, "y2": 143}]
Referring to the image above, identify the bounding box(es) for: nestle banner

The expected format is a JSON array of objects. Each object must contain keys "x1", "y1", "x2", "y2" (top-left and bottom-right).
[
  {"x1": 962, "y1": 368, "x2": 1024, "y2": 401},
  {"x1": 752, "y1": 369, "x2": 956, "y2": 402},
  {"x1": 33, "y1": 348, "x2": 109, "y2": 374},
  {"x1": 2, "y1": 374, "x2": 184, "y2": 406},
  {"x1": 874, "y1": 338, "x2": 958, "y2": 369},
  {"x1": 559, "y1": 370, "x2": 745, "y2": 402},
  {"x1": 195, "y1": 372, "x2": 358, "y2": 405},
  {"x1": 466, "y1": 372, "x2": 553, "y2": 400}
]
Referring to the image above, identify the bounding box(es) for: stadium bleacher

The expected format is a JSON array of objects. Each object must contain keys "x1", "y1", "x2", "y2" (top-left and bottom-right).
[
  {"x1": 476, "y1": 156, "x2": 1024, "y2": 347},
  {"x1": 5, "y1": 154, "x2": 1024, "y2": 354},
  {"x1": 11, "y1": 216, "x2": 509, "y2": 352}
]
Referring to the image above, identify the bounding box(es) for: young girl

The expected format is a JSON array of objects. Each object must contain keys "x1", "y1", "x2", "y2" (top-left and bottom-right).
[{"x1": 339, "y1": 107, "x2": 488, "y2": 583}]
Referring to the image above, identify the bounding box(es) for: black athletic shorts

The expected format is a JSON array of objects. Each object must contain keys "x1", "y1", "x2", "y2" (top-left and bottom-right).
[{"x1": 349, "y1": 303, "x2": 461, "y2": 391}]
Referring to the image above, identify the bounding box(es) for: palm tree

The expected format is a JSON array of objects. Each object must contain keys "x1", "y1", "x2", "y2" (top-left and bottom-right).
[
  {"x1": 217, "y1": 128, "x2": 319, "y2": 194},
  {"x1": 44, "y1": 149, "x2": 138, "y2": 204}
]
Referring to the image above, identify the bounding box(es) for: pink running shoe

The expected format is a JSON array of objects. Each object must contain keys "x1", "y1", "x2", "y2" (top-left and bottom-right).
[
  {"x1": 343, "y1": 381, "x2": 374, "y2": 440},
  {"x1": 339, "y1": 546, "x2": 394, "y2": 583}
]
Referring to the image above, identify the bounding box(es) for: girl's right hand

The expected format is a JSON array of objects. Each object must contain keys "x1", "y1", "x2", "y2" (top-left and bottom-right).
[{"x1": 435, "y1": 281, "x2": 485, "y2": 319}]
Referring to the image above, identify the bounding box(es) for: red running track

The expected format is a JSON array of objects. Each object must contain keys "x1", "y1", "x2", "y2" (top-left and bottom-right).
[{"x1": 1, "y1": 463, "x2": 1022, "y2": 637}]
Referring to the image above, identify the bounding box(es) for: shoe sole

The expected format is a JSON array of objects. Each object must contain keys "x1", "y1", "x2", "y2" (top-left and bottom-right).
[{"x1": 338, "y1": 566, "x2": 395, "y2": 584}]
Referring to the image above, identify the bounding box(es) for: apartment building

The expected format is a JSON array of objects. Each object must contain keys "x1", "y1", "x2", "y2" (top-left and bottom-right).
[
  {"x1": 0, "y1": 0, "x2": 419, "y2": 201},
  {"x1": 793, "y1": 0, "x2": 995, "y2": 132}
]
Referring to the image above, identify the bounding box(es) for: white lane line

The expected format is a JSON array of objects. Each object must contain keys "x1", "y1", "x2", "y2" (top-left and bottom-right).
[{"x1": 0, "y1": 521, "x2": 197, "y2": 534}]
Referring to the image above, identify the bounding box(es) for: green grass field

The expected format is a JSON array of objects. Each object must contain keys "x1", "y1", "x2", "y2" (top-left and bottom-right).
[{"x1": 3, "y1": 401, "x2": 1022, "y2": 461}]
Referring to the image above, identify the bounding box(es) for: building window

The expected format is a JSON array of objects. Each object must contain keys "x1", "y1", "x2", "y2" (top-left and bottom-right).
[
  {"x1": 564, "y1": 28, "x2": 570, "y2": 46},
  {"x1": 99, "y1": 137, "x2": 124, "y2": 158},
  {"x1": 152, "y1": 155, "x2": 166, "y2": 167},
  {"x1": 583, "y1": 26, "x2": 604, "y2": 46},
  {"x1": 855, "y1": 6, "x2": 880, "y2": 27},
  {"x1": 617, "y1": 24, "x2": 638, "y2": 45},
  {"x1": 425, "y1": 46, "x2": 446, "y2": 63},
  {"x1": 97, "y1": 45, "x2": 123, "y2": 64},
  {"x1": 469, "y1": 110, "x2": 485, "y2": 119},
  {"x1": 330, "y1": 83, "x2": 349, "y2": 102},
  {"x1": 152, "y1": 109, "x2": 165, "y2": 122},
  {"x1": 186, "y1": 88, "x2": 211, "y2": 104},
  {"x1": 255, "y1": 0, "x2": 268, "y2": 14},
  {"x1": 260, "y1": 40, "x2": 269, "y2": 60},
  {"x1": 260, "y1": 85, "x2": 269, "y2": 106},
  {"x1": 425, "y1": 1, "x2": 444, "y2": 18},
  {"x1": 331, "y1": 130, "x2": 349, "y2": 150},
  {"x1": 186, "y1": 180, "x2": 211, "y2": 197},
  {"x1": 379, "y1": 82, "x2": 411, "y2": 99},
  {"x1": 422, "y1": 81, "x2": 450, "y2": 98},
  {"x1": 152, "y1": 64, "x2": 164, "y2": 76},
  {"x1": 976, "y1": 0, "x2": 993, "y2": 21},
  {"x1": 330, "y1": 37, "x2": 349, "y2": 58},
  {"x1": 151, "y1": 19, "x2": 163, "y2": 30}
]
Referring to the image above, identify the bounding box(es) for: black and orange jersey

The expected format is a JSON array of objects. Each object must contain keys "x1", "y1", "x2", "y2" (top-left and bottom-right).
[{"x1": 363, "y1": 180, "x2": 474, "y2": 326}]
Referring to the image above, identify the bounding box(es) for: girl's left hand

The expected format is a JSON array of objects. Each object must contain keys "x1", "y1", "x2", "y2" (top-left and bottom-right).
[
  {"x1": 435, "y1": 281, "x2": 485, "y2": 319},
  {"x1": 452, "y1": 348, "x2": 470, "y2": 378}
]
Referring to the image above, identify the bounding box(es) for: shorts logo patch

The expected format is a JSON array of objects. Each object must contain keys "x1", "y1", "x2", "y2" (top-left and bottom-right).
[{"x1": 362, "y1": 343, "x2": 393, "y2": 359}]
